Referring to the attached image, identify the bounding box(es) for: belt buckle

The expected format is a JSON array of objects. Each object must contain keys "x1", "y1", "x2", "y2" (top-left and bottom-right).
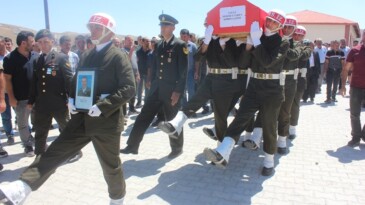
[
  {"x1": 257, "y1": 73, "x2": 264, "y2": 79},
  {"x1": 268, "y1": 74, "x2": 273, "y2": 79}
]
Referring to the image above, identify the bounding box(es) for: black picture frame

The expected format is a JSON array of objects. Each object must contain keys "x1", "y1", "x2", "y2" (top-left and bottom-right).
[{"x1": 74, "y1": 68, "x2": 97, "y2": 112}]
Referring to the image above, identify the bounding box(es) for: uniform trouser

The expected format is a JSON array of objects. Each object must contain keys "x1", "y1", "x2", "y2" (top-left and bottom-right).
[
  {"x1": 20, "y1": 117, "x2": 126, "y2": 199},
  {"x1": 224, "y1": 79, "x2": 283, "y2": 155},
  {"x1": 326, "y1": 68, "x2": 342, "y2": 100},
  {"x1": 182, "y1": 74, "x2": 245, "y2": 141},
  {"x1": 303, "y1": 74, "x2": 319, "y2": 101},
  {"x1": 290, "y1": 77, "x2": 307, "y2": 126},
  {"x1": 14, "y1": 100, "x2": 32, "y2": 147},
  {"x1": 33, "y1": 109, "x2": 69, "y2": 155},
  {"x1": 350, "y1": 87, "x2": 365, "y2": 141},
  {"x1": 127, "y1": 89, "x2": 183, "y2": 152},
  {"x1": 278, "y1": 78, "x2": 297, "y2": 136}
]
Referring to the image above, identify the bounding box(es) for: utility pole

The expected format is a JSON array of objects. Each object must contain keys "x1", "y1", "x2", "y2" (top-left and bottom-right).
[{"x1": 44, "y1": 0, "x2": 50, "y2": 30}]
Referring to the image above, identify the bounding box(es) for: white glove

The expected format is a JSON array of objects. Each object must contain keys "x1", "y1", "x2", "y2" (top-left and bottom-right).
[
  {"x1": 250, "y1": 21, "x2": 262, "y2": 47},
  {"x1": 88, "y1": 104, "x2": 101, "y2": 117},
  {"x1": 236, "y1": 40, "x2": 246, "y2": 46},
  {"x1": 68, "y1": 98, "x2": 78, "y2": 114},
  {"x1": 246, "y1": 36, "x2": 253, "y2": 45},
  {"x1": 219, "y1": 37, "x2": 230, "y2": 46},
  {"x1": 203, "y1": 25, "x2": 214, "y2": 45}
]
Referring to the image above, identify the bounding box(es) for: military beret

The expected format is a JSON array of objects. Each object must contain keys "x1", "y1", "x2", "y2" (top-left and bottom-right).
[
  {"x1": 159, "y1": 14, "x2": 178, "y2": 26},
  {"x1": 35, "y1": 29, "x2": 54, "y2": 41}
]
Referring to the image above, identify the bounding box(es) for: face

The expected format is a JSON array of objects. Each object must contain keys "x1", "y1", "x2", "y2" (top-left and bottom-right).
[
  {"x1": 0, "y1": 40, "x2": 5, "y2": 52},
  {"x1": 293, "y1": 33, "x2": 304, "y2": 41},
  {"x1": 160, "y1": 25, "x2": 175, "y2": 38},
  {"x1": 265, "y1": 18, "x2": 280, "y2": 31},
  {"x1": 340, "y1": 39, "x2": 346, "y2": 47},
  {"x1": 112, "y1": 38, "x2": 120, "y2": 47},
  {"x1": 82, "y1": 78, "x2": 87, "y2": 88},
  {"x1": 142, "y1": 39, "x2": 150, "y2": 49},
  {"x1": 5, "y1": 41, "x2": 12, "y2": 51},
  {"x1": 316, "y1": 40, "x2": 322, "y2": 48},
  {"x1": 180, "y1": 34, "x2": 189, "y2": 42},
  {"x1": 124, "y1": 37, "x2": 133, "y2": 49},
  {"x1": 20, "y1": 36, "x2": 35, "y2": 52},
  {"x1": 332, "y1": 41, "x2": 340, "y2": 50},
  {"x1": 37, "y1": 37, "x2": 53, "y2": 53},
  {"x1": 76, "y1": 39, "x2": 85, "y2": 51},
  {"x1": 282, "y1": 25, "x2": 295, "y2": 36},
  {"x1": 60, "y1": 40, "x2": 72, "y2": 53}
]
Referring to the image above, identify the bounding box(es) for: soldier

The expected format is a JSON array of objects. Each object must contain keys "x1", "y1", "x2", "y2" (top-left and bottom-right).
[
  {"x1": 158, "y1": 22, "x2": 247, "y2": 146},
  {"x1": 120, "y1": 14, "x2": 188, "y2": 159},
  {"x1": 243, "y1": 16, "x2": 301, "y2": 154},
  {"x1": 27, "y1": 29, "x2": 73, "y2": 155},
  {"x1": 203, "y1": 9, "x2": 289, "y2": 176},
  {"x1": 289, "y1": 26, "x2": 311, "y2": 140},
  {"x1": 0, "y1": 13, "x2": 135, "y2": 205}
]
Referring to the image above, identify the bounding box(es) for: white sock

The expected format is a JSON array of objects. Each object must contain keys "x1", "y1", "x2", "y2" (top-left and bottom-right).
[
  {"x1": 251, "y1": 128, "x2": 263, "y2": 147},
  {"x1": 243, "y1": 132, "x2": 252, "y2": 141},
  {"x1": 110, "y1": 197, "x2": 125, "y2": 205},
  {"x1": 169, "y1": 111, "x2": 188, "y2": 135},
  {"x1": 263, "y1": 152, "x2": 274, "y2": 168},
  {"x1": 277, "y1": 136, "x2": 286, "y2": 148},
  {"x1": 1, "y1": 180, "x2": 32, "y2": 205},
  {"x1": 216, "y1": 137, "x2": 235, "y2": 162},
  {"x1": 289, "y1": 125, "x2": 296, "y2": 135}
]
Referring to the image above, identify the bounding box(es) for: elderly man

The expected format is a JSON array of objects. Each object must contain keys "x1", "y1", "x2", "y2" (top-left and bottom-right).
[{"x1": 0, "y1": 13, "x2": 135, "y2": 205}]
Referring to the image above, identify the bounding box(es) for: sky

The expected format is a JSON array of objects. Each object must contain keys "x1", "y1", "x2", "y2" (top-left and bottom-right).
[{"x1": 1, "y1": 0, "x2": 364, "y2": 38}]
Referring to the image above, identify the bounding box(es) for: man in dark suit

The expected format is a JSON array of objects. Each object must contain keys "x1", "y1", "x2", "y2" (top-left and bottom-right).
[
  {"x1": 303, "y1": 40, "x2": 321, "y2": 103},
  {"x1": 77, "y1": 76, "x2": 91, "y2": 97},
  {"x1": 120, "y1": 14, "x2": 187, "y2": 159}
]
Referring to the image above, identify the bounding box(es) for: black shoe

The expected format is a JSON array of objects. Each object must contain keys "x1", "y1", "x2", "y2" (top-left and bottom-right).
[
  {"x1": 201, "y1": 109, "x2": 209, "y2": 115},
  {"x1": 0, "y1": 163, "x2": 3, "y2": 171},
  {"x1": 243, "y1": 140, "x2": 258, "y2": 150},
  {"x1": 68, "y1": 151, "x2": 83, "y2": 163},
  {"x1": 7, "y1": 135, "x2": 14, "y2": 145},
  {"x1": 24, "y1": 145, "x2": 35, "y2": 157},
  {"x1": 189, "y1": 113, "x2": 197, "y2": 118},
  {"x1": 277, "y1": 147, "x2": 287, "y2": 155},
  {"x1": 135, "y1": 102, "x2": 142, "y2": 108},
  {"x1": 158, "y1": 122, "x2": 178, "y2": 138},
  {"x1": 0, "y1": 147, "x2": 8, "y2": 158},
  {"x1": 332, "y1": 98, "x2": 338, "y2": 102},
  {"x1": 120, "y1": 146, "x2": 138, "y2": 154},
  {"x1": 202, "y1": 127, "x2": 217, "y2": 141},
  {"x1": 347, "y1": 139, "x2": 360, "y2": 147},
  {"x1": 128, "y1": 109, "x2": 140, "y2": 115},
  {"x1": 310, "y1": 98, "x2": 314, "y2": 103},
  {"x1": 261, "y1": 167, "x2": 274, "y2": 176},
  {"x1": 288, "y1": 134, "x2": 296, "y2": 140},
  {"x1": 303, "y1": 99, "x2": 307, "y2": 103},
  {"x1": 167, "y1": 150, "x2": 183, "y2": 159},
  {"x1": 203, "y1": 148, "x2": 227, "y2": 169},
  {"x1": 50, "y1": 124, "x2": 55, "y2": 129},
  {"x1": 151, "y1": 119, "x2": 163, "y2": 127},
  {"x1": 324, "y1": 99, "x2": 331, "y2": 104}
]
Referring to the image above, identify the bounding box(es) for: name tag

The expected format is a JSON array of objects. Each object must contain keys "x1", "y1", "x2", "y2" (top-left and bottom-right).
[{"x1": 47, "y1": 68, "x2": 52, "y2": 75}]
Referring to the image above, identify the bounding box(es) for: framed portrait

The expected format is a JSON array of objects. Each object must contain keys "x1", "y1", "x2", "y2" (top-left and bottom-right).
[{"x1": 75, "y1": 69, "x2": 97, "y2": 112}]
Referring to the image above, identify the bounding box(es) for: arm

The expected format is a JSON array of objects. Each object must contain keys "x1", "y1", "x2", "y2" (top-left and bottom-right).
[
  {"x1": 4, "y1": 74, "x2": 16, "y2": 107},
  {"x1": 323, "y1": 59, "x2": 329, "y2": 75},
  {"x1": 0, "y1": 72, "x2": 6, "y2": 113},
  {"x1": 171, "y1": 42, "x2": 188, "y2": 106},
  {"x1": 286, "y1": 43, "x2": 302, "y2": 62},
  {"x1": 252, "y1": 39, "x2": 289, "y2": 68},
  {"x1": 299, "y1": 46, "x2": 312, "y2": 61},
  {"x1": 60, "y1": 55, "x2": 74, "y2": 94},
  {"x1": 340, "y1": 62, "x2": 352, "y2": 96},
  {"x1": 96, "y1": 52, "x2": 136, "y2": 118}
]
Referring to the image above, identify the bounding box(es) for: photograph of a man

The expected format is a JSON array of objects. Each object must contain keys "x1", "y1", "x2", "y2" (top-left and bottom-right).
[{"x1": 77, "y1": 76, "x2": 91, "y2": 97}]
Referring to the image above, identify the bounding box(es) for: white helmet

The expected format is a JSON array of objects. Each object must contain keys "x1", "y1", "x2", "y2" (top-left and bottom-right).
[
  {"x1": 87, "y1": 13, "x2": 116, "y2": 33},
  {"x1": 267, "y1": 9, "x2": 286, "y2": 27},
  {"x1": 284, "y1": 15, "x2": 297, "y2": 27},
  {"x1": 294, "y1": 25, "x2": 307, "y2": 36}
]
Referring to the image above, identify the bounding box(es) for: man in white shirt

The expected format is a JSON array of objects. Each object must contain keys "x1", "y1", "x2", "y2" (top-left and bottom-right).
[{"x1": 314, "y1": 38, "x2": 327, "y2": 93}]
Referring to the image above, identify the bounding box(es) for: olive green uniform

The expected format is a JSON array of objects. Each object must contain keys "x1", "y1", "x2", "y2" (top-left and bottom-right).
[{"x1": 20, "y1": 42, "x2": 136, "y2": 200}]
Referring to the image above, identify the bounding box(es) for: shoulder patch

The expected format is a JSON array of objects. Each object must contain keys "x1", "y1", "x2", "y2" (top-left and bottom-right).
[
  {"x1": 183, "y1": 47, "x2": 189, "y2": 55},
  {"x1": 65, "y1": 62, "x2": 71, "y2": 69}
]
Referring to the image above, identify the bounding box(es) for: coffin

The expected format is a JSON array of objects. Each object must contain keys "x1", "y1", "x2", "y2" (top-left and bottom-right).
[{"x1": 206, "y1": 0, "x2": 267, "y2": 40}]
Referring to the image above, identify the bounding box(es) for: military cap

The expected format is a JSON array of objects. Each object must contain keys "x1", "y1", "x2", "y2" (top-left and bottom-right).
[
  {"x1": 35, "y1": 29, "x2": 54, "y2": 41},
  {"x1": 159, "y1": 14, "x2": 178, "y2": 26}
]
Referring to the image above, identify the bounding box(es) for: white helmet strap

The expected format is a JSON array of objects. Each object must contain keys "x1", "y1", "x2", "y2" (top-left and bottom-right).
[{"x1": 91, "y1": 26, "x2": 112, "y2": 45}]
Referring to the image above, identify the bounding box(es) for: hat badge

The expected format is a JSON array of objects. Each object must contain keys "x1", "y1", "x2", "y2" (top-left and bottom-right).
[{"x1": 162, "y1": 16, "x2": 165, "y2": 21}]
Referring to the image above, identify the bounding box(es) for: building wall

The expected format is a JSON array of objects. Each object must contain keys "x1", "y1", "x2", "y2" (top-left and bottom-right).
[{"x1": 300, "y1": 24, "x2": 345, "y2": 43}]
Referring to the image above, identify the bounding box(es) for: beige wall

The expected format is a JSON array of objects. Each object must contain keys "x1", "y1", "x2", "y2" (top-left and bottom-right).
[{"x1": 300, "y1": 24, "x2": 345, "y2": 44}]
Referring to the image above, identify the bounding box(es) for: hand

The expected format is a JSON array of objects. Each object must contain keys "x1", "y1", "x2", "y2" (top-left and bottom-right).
[
  {"x1": 340, "y1": 87, "x2": 346, "y2": 97},
  {"x1": 219, "y1": 37, "x2": 230, "y2": 46},
  {"x1": 26, "y1": 104, "x2": 33, "y2": 110},
  {"x1": 203, "y1": 25, "x2": 214, "y2": 45},
  {"x1": 236, "y1": 40, "x2": 246, "y2": 47},
  {"x1": 250, "y1": 21, "x2": 262, "y2": 47},
  {"x1": 9, "y1": 97, "x2": 17, "y2": 108},
  {"x1": 0, "y1": 99, "x2": 6, "y2": 113},
  {"x1": 194, "y1": 72, "x2": 200, "y2": 81},
  {"x1": 145, "y1": 81, "x2": 151, "y2": 89},
  {"x1": 67, "y1": 98, "x2": 78, "y2": 115},
  {"x1": 170, "y1": 91, "x2": 181, "y2": 106},
  {"x1": 88, "y1": 104, "x2": 101, "y2": 117},
  {"x1": 246, "y1": 35, "x2": 253, "y2": 45},
  {"x1": 135, "y1": 73, "x2": 141, "y2": 83}
]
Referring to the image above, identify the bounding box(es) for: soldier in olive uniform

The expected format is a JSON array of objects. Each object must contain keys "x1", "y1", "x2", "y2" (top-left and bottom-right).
[
  {"x1": 289, "y1": 26, "x2": 311, "y2": 140},
  {"x1": 120, "y1": 14, "x2": 188, "y2": 159},
  {"x1": 0, "y1": 13, "x2": 134, "y2": 205},
  {"x1": 204, "y1": 10, "x2": 289, "y2": 176},
  {"x1": 158, "y1": 24, "x2": 248, "y2": 145},
  {"x1": 27, "y1": 29, "x2": 73, "y2": 155}
]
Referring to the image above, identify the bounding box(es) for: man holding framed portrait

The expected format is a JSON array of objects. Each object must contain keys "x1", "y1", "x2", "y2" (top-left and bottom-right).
[{"x1": 0, "y1": 13, "x2": 135, "y2": 205}]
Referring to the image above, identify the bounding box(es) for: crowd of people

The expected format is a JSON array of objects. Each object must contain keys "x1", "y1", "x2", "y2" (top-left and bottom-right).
[{"x1": 0, "y1": 9, "x2": 364, "y2": 205}]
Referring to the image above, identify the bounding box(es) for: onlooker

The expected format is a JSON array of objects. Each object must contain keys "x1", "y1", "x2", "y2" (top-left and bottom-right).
[
  {"x1": 340, "y1": 39, "x2": 351, "y2": 57},
  {"x1": 3, "y1": 31, "x2": 35, "y2": 157},
  {"x1": 32, "y1": 42, "x2": 41, "y2": 54},
  {"x1": 0, "y1": 36, "x2": 10, "y2": 157},
  {"x1": 314, "y1": 38, "x2": 328, "y2": 93},
  {"x1": 86, "y1": 37, "x2": 95, "y2": 50},
  {"x1": 112, "y1": 37, "x2": 121, "y2": 48},
  {"x1": 4, "y1": 37, "x2": 13, "y2": 52},
  {"x1": 340, "y1": 30, "x2": 365, "y2": 147},
  {"x1": 352, "y1": 40, "x2": 359, "y2": 47},
  {"x1": 74, "y1": 35, "x2": 86, "y2": 57},
  {"x1": 59, "y1": 35, "x2": 79, "y2": 74},
  {"x1": 122, "y1": 35, "x2": 140, "y2": 115},
  {"x1": 324, "y1": 40, "x2": 345, "y2": 103},
  {"x1": 180, "y1": 29, "x2": 197, "y2": 106},
  {"x1": 0, "y1": 46, "x2": 7, "y2": 169},
  {"x1": 136, "y1": 37, "x2": 151, "y2": 107},
  {"x1": 303, "y1": 41, "x2": 321, "y2": 103},
  {"x1": 189, "y1": 33, "x2": 197, "y2": 44}
]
